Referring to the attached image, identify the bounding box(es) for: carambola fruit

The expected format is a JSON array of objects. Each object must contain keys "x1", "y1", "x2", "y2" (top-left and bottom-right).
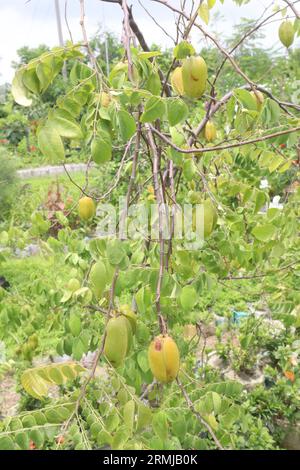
[
  {"x1": 278, "y1": 21, "x2": 294, "y2": 48},
  {"x1": 148, "y1": 335, "x2": 180, "y2": 383},
  {"x1": 119, "y1": 304, "x2": 137, "y2": 334},
  {"x1": 182, "y1": 56, "x2": 207, "y2": 99},
  {"x1": 104, "y1": 315, "x2": 132, "y2": 367},
  {"x1": 203, "y1": 199, "x2": 218, "y2": 238},
  {"x1": 67, "y1": 278, "x2": 81, "y2": 292},
  {"x1": 204, "y1": 121, "x2": 216, "y2": 142},
  {"x1": 78, "y1": 196, "x2": 95, "y2": 221},
  {"x1": 89, "y1": 260, "x2": 107, "y2": 299},
  {"x1": 171, "y1": 67, "x2": 184, "y2": 95}
]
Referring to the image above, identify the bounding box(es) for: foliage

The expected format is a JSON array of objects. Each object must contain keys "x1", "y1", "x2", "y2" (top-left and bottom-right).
[
  {"x1": 0, "y1": 0, "x2": 300, "y2": 452},
  {"x1": 0, "y1": 150, "x2": 19, "y2": 219}
]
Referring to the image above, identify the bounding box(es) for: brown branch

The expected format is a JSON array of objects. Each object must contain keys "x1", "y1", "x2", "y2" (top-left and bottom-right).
[
  {"x1": 64, "y1": 0, "x2": 74, "y2": 43},
  {"x1": 152, "y1": 0, "x2": 259, "y2": 96},
  {"x1": 146, "y1": 125, "x2": 168, "y2": 335},
  {"x1": 121, "y1": 0, "x2": 134, "y2": 81},
  {"x1": 283, "y1": 0, "x2": 300, "y2": 18},
  {"x1": 176, "y1": 378, "x2": 225, "y2": 450},
  {"x1": 189, "y1": 85, "x2": 299, "y2": 144},
  {"x1": 221, "y1": 260, "x2": 299, "y2": 281},
  {"x1": 151, "y1": 124, "x2": 300, "y2": 154}
]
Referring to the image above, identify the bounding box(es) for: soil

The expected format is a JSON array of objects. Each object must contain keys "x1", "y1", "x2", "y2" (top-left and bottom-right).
[{"x1": 0, "y1": 373, "x2": 20, "y2": 417}]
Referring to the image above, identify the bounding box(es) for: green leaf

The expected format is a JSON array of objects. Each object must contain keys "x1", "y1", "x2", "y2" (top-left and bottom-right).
[
  {"x1": 172, "y1": 416, "x2": 187, "y2": 439},
  {"x1": 140, "y1": 96, "x2": 165, "y2": 123},
  {"x1": 268, "y1": 155, "x2": 285, "y2": 173},
  {"x1": 136, "y1": 403, "x2": 152, "y2": 431},
  {"x1": 123, "y1": 400, "x2": 135, "y2": 435},
  {"x1": 22, "y1": 68, "x2": 40, "y2": 94},
  {"x1": 278, "y1": 160, "x2": 292, "y2": 173},
  {"x1": 118, "y1": 109, "x2": 136, "y2": 141},
  {"x1": 173, "y1": 41, "x2": 195, "y2": 59},
  {"x1": 106, "y1": 411, "x2": 121, "y2": 433},
  {"x1": 198, "y1": 3, "x2": 210, "y2": 24},
  {"x1": 15, "y1": 432, "x2": 30, "y2": 450},
  {"x1": 11, "y1": 71, "x2": 32, "y2": 106},
  {"x1": 91, "y1": 133, "x2": 112, "y2": 164},
  {"x1": 153, "y1": 411, "x2": 168, "y2": 442},
  {"x1": 30, "y1": 429, "x2": 44, "y2": 448},
  {"x1": 0, "y1": 436, "x2": 15, "y2": 450},
  {"x1": 180, "y1": 285, "x2": 197, "y2": 310},
  {"x1": 38, "y1": 123, "x2": 65, "y2": 162},
  {"x1": 45, "y1": 409, "x2": 63, "y2": 424},
  {"x1": 167, "y1": 98, "x2": 188, "y2": 126},
  {"x1": 252, "y1": 223, "x2": 276, "y2": 242},
  {"x1": 107, "y1": 239, "x2": 126, "y2": 266},
  {"x1": 254, "y1": 190, "x2": 267, "y2": 213},
  {"x1": 69, "y1": 313, "x2": 81, "y2": 337},
  {"x1": 208, "y1": 0, "x2": 216, "y2": 8},
  {"x1": 138, "y1": 51, "x2": 162, "y2": 59},
  {"x1": 47, "y1": 367, "x2": 64, "y2": 385},
  {"x1": 49, "y1": 109, "x2": 83, "y2": 139},
  {"x1": 234, "y1": 89, "x2": 257, "y2": 111},
  {"x1": 21, "y1": 362, "x2": 85, "y2": 399},
  {"x1": 111, "y1": 426, "x2": 130, "y2": 450},
  {"x1": 36, "y1": 62, "x2": 52, "y2": 92},
  {"x1": 137, "y1": 350, "x2": 149, "y2": 372},
  {"x1": 145, "y1": 70, "x2": 161, "y2": 96},
  {"x1": 259, "y1": 150, "x2": 274, "y2": 168}
]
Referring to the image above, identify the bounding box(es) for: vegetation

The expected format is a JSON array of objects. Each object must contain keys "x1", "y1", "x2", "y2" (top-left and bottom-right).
[{"x1": 0, "y1": 0, "x2": 299, "y2": 452}]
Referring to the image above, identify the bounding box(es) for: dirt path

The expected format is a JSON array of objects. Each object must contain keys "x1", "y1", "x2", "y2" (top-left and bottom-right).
[
  {"x1": 0, "y1": 374, "x2": 20, "y2": 417},
  {"x1": 17, "y1": 163, "x2": 95, "y2": 179}
]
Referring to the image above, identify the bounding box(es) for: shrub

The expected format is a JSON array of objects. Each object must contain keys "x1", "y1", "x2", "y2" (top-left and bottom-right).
[{"x1": 0, "y1": 150, "x2": 19, "y2": 220}]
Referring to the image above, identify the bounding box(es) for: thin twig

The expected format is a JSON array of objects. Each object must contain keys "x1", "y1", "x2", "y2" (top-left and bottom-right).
[{"x1": 176, "y1": 377, "x2": 225, "y2": 450}]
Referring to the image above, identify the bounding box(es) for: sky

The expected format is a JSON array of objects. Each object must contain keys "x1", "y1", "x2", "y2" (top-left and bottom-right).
[{"x1": 0, "y1": 0, "x2": 298, "y2": 85}]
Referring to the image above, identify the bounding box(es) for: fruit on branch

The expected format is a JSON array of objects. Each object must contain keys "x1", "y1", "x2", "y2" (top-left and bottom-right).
[
  {"x1": 99, "y1": 91, "x2": 111, "y2": 107},
  {"x1": 148, "y1": 335, "x2": 180, "y2": 383},
  {"x1": 67, "y1": 278, "x2": 81, "y2": 292},
  {"x1": 171, "y1": 67, "x2": 184, "y2": 95},
  {"x1": 250, "y1": 90, "x2": 264, "y2": 110},
  {"x1": 104, "y1": 315, "x2": 132, "y2": 367},
  {"x1": 78, "y1": 196, "x2": 95, "y2": 221},
  {"x1": 278, "y1": 21, "x2": 295, "y2": 48},
  {"x1": 119, "y1": 304, "x2": 137, "y2": 334},
  {"x1": 182, "y1": 56, "x2": 207, "y2": 99},
  {"x1": 203, "y1": 199, "x2": 218, "y2": 238},
  {"x1": 89, "y1": 260, "x2": 107, "y2": 299},
  {"x1": 204, "y1": 121, "x2": 217, "y2": 142}
]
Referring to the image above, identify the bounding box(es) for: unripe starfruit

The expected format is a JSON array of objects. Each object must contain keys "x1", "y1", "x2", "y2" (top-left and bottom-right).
[
  {"x1": 171, "y1": 67, "x2": 184, "y2": 96},
  {"x1": 104, "y1": 315, "x2": 132, "y2": 367},
  {"x1": 182, "y1": 56, "x2": 207, "y2": 99},
  {"x1": 89, "y1": 260, "x2": 107, "y2": 299},
  {"x1": 78, "y1": 196, "x2": 95, "y2": 221},
  {"x1": 203, "y1": 199, "x2": 218, "y2": 238},
  {"x1": 148, "y1": 335, "x2": 180, "y2": 383},
  {"x1": 204, "y1": 121, "x2": 217, "y2": 142},
  {"x1": 278, "y1": 21, "x2": 294, "y2": 48},
  {"x1": 119, "y1": 304, "x2": 137, "y2": 334},
  {"x1": 67, "y1": 278, "x2": 81, "y2": 292}
]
